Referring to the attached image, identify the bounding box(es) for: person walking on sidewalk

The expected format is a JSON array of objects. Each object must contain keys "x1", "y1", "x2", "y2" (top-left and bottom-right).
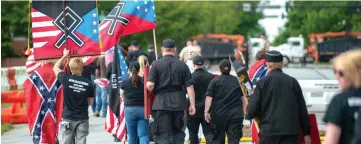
[
  {"x1": 246, "y1": 50, "x2": 311, "y2": 144},
  {"x1": 120, "y1": 61, "x2": 149, "y2": 144},
  {"x1": 53, "y1": 49, "x2": 94, "y2": 144},
  {"x1": 187, "y1": 55, "x2": 214, "y2": 144},
  {"x1": 204, "y1": 59, "x2": 247, "y2": 144},
  {"x1": 146, "y1": 39, "x2": 196, "y2": 144}
]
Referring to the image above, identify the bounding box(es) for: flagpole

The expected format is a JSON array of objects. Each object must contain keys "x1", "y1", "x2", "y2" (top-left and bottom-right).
[
  {"x1": 62, "y1": 0, "x2": 70, "y2": 73},
  {"x1": 152, "y1": 29, "x2": 158, "y2": 60}
]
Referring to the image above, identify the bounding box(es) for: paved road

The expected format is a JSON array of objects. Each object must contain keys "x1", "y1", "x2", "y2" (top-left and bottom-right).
[{"x1": 2, "y1": 65, "x2": 333, "y2": 144}]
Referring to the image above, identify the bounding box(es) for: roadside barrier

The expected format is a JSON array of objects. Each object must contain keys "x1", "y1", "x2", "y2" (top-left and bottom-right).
[
  {"x1": 1, "y1": 66, "x2": 28, "y2": 91},
  {"x1": 1, "y1": 91, "x2": 27, "y2": 123}
]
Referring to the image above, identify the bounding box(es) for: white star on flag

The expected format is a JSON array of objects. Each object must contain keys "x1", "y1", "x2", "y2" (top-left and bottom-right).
[
  {"x1": 93, "y1": 29, "x2": 97, "y2": 33},
  {"x1": 122, "y1": 71, "x2": 125, "y2": 75},
  {"x1": 41, "y1": 110, "x2": 45, "y2": 115},
  {"x1": 47, "y1": 98, "x2": 52, "y2": 103},
  {"x1": 92, "y1": 20, "x2": 97, "y2": 25},
  {"x1": 137, "y1": 6, "x2": 140, "y2": 10},
  {"x1": 37, "y1": 123, "x2": 41, "y2": 128},
  {"x1": 152, "y1": 6, "x2": 155, "y2": 10},
  {"x1": 134, "y1": 0, "x2": 138, "y2": 2},
  {"x1": 39, "y1": 85, "x2": 45, "y2": 91},
  {"x1": 145, "y1": 8, "x2": 148, "y2": 12},
  {"x1": 53, "y1": 86, "x2": 57, "y2": 91},
  {"x1": 92, "y1": 12, "x2": 97, "y2": 17},
  {"x1": 32, "y1": 74, "x2": 37, "y2": 80},
  {"x1": 144, "y1": 0, "x2": 147, "y2": 4},
  {"x1": 151, "y1": 0, "x2": 154, "y2": 2}
]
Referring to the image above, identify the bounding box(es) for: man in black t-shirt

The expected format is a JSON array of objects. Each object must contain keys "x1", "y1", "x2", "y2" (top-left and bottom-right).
[
  {"x1": 187, "y1": 56, "x2": 214, "y2": 144},
  {"x1": 53, "y1": 49, "x2": 94, "y2": 144},
  {"x1": 204, "y1": 59, "x2": 245, "y2": 144}
]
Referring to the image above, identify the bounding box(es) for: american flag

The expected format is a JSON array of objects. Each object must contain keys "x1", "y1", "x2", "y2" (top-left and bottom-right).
[
  {"x1": 248, "y1": 58, "x2": 268, "y2": 143},
  {"x1": 105, "y1": 45, "x2": 128, "y2": 141}
]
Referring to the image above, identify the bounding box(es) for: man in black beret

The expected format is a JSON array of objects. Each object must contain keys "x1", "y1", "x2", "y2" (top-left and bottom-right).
[
  {"x1": 146, "y1": 39, "x2": 196, "y2": 144},
  {"x1": 204, "y1": 59, "x2": 246, "y2": 144},
  {"x1": 246, "y1": 50, "x2": 311, "y2": 144},
  {"x1": 185, "y1": 55, "x2": 214, "y2": 144}
]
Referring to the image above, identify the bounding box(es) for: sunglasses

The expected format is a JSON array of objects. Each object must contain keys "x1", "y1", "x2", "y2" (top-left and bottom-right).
[{"x1": 333, "y1": 68, "x2": 344, "y2": 77}]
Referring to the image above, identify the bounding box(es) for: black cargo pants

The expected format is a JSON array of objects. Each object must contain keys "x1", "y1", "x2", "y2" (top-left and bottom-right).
[
  {"x1": 211, "y1": 117, "x2": 244, "y2": 144},
  {"x1": 150, "y1": 110, "x2": 185, "y2": 144},
  {"x1": 187, "y1": 116, "x2": 213, "y2": 144}
]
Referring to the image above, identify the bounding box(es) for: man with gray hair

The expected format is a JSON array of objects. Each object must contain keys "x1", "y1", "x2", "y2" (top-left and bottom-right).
[{"x1": 246, "y1": 50, "x2": 311, "y2": 144}]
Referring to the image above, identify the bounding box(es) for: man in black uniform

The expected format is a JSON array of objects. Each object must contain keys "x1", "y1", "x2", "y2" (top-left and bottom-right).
[
  {"x1": 147, "y1": 44, "x2": 156, "y2": 64},
  {"x1": 187, "y1": 56, "x2": 214, "y2": 144},
  {"x1": 246, "y1": 50, "x2": 311, "y2": 144},
  {"x1": 204, "y1": 59, "x2": 246, "y2": 144},
  {"x1": 146, "y1": 39, "x2": 196, "y2": 144},
  {"x1": 127, "y1": 40, "x2": 147, "y2": 62}
]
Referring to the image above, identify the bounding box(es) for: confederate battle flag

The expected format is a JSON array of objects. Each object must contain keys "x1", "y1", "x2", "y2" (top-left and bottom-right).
[{"x1": 24, "y1": 63, "x2": 63, "y2": 144}]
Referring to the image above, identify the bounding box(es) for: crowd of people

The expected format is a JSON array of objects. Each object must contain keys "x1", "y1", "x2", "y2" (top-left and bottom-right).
[{"x1": 54, "y1": 38, "x2": 361, "y2": 144}]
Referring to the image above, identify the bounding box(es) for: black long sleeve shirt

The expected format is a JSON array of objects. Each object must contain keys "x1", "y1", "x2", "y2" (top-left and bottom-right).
[{"x1": 246, "y1": 69, "x2": 311, "y2": 136}]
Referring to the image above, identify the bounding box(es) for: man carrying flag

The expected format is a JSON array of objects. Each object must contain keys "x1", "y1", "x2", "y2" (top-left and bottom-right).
[{"x1": 53, "y1": 49, "x2": 95, "y2": 144}]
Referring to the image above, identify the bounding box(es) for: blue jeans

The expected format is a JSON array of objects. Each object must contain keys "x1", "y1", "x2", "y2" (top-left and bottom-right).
[
  {"x1": 91, "y1": 75, "x2": 96, "y2": 112},
  {"x1": 124, "y1": 107, "x2": 149, "y2": 144},
  {"x1": 95, "y1": 85, "x2": 108, "y2": 117}
]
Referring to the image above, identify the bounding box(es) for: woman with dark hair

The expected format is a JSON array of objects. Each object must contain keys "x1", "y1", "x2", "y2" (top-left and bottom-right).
[{"x1": 119, "y1": 61, "x2": 149, "y2": 144}]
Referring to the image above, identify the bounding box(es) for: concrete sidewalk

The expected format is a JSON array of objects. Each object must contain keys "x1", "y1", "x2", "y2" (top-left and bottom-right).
[{"x1": 1, "y1": 110, "x2": 252, "y2": 144}]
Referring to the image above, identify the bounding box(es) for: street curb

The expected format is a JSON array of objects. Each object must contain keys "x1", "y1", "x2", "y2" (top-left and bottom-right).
[{"x1": 195, "y1": 137, "x2": 325, "y2": 142}]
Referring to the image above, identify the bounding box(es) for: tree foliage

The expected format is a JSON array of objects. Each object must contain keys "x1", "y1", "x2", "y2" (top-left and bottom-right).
[
  {"x1": 273, "y1": 1, "x2": 361, "y2": 46},
  {"x1": 1, "y1": 1, "x2": 264, "y2": 58},
  {"x1": 1, "y1": 1, "x2": 29, "y2": 59}
]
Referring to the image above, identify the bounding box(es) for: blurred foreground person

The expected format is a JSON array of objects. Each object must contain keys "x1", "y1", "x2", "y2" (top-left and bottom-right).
[
  {"x1": 179, "y1": 39, "x2": 195, "y2": 62},
  {"x1": 146, "y1": 39, "x2": 196, "y2": 144},
  {"x1": 187, "y1": 56, "x2": 214, "y2": 144},
  {"x1": 204, "y1": 59, "x2": 246, "y2": 144},
  {"x1": 323, "y1": 50, "x2": 361, "y2": 144},
  {"x1": 120, "y1": 61, "x2": 149, "y2": 144},
  {"x1": 53, "y1": 49, "x2": 94, "y2": 144},
  {"x1": 127, "y1": 40, "x2": 147, "y2": 62},
  {"x1": 246, "y1": 50, "x2": 311, "y2": 144}
]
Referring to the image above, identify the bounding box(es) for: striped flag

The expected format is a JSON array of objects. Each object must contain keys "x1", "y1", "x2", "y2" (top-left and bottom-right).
[
  {"x1": 105, "y1": 45, "x2": 128, "y2": 141},
  {"x1": 26, "y1": 49, "x2": 42, "y2": 75},
  {"x1": 31, "y1": 1, "x2": 100, "y2": 60},
  {"x1": 25, "y1": 48, "x2": 96, "y2": 75},
  {"x1": 248, "y1": 59, "x2": 268, "y2": 143}
]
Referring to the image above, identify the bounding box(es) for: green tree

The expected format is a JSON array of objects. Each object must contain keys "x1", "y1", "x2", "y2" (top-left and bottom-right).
[
  {"x1": 273, "y1": 1, "x2": 361, "y2": 46},
  {"x1": 1, "y1": 1, "x2": 29, "y2": 59}
]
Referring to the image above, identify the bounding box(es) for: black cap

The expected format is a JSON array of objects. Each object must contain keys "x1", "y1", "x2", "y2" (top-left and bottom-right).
[
  {"x1": 129, "y1": 61, "x2": 140, "y2": 70},
  {"x1": 131, "y1": 40, "x2": 138, "y2": 46},
  {"x1": 265, "y1": 50, "x2": 283, "y2": 62},
  {"x1": 148, "y1": 44, "x2": 154, "y2": 50},
  {"x1": 162, "y1": 39, "x2": 175, "y2": 48},
  {"x1": 192, "y1": 55, "x2": 204, "y2": 65},
  {"x1": 219, "y1": 59, "x2": 231, "y2": 71}
]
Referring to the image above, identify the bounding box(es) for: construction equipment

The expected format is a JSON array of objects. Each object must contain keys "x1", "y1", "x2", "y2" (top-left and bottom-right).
[
  {"x1": 192, "y1": 33, "x2": 247, "y2": 64},
  {"x1": 308, "y1": 31, "x2": 361, "y2": 62}
]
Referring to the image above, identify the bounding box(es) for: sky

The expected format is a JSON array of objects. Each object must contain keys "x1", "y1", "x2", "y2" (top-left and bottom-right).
[{"x1": 258, "y1": 0, "x2": 287, "y2": 42}]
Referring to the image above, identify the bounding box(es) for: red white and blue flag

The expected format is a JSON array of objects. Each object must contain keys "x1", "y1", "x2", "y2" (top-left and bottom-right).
[
  {"x1": 23, "y1": 63, "x2": 63, "y2": 144},
  {"x1": 248, "y1": 59, "x2": 267, "y2": 143},
  {"x1": 31, "y1": 1, "x2": 100, "y2": 60},
  {"x1": 99, "y1": 0, "x2": 157, "y2": 52}
]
